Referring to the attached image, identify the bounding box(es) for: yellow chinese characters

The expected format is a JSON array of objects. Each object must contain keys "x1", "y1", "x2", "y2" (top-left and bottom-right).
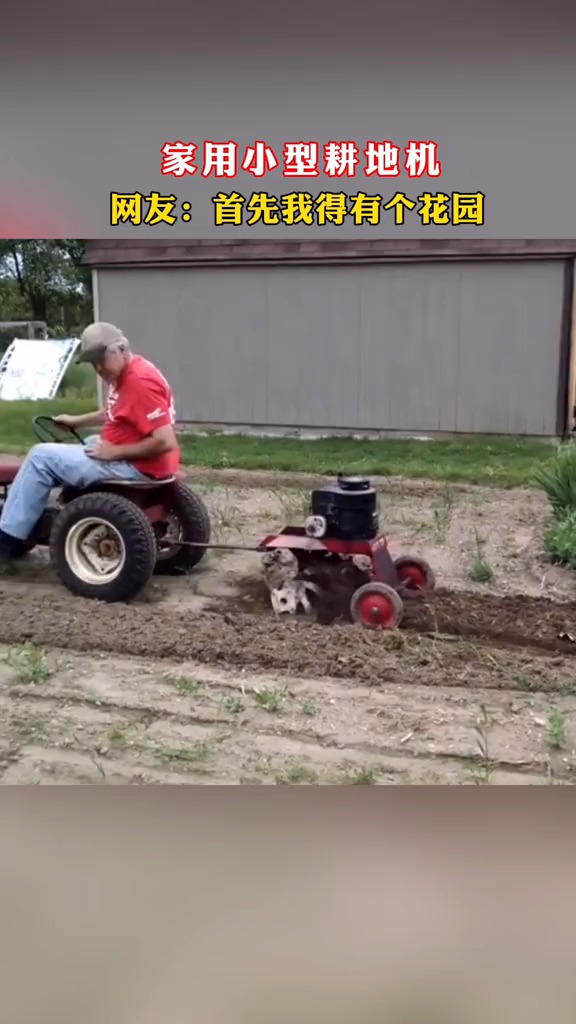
[
  {"x1": 110, "y1": 191, "x2": 485, "y2": 228},
  {"x1": 210, "y1": 192, "x2": 485, "y2": 227},
  {"x1": 110, "y1": 192, "x2": 178, "y2": 226}
]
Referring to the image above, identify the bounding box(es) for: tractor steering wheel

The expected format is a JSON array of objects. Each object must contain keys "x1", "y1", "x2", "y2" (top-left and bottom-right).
[{"x1": 32, "y1": 416, "x2": 85, "y2": 446}]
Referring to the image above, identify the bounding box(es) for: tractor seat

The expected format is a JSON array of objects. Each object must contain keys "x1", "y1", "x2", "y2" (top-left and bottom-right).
[
  {"x1": 0, "y1": 461, "x2": 21, "y2": 484},
  {"x1": 99, "y1": 475, "x2": 177, "y2": 488}
]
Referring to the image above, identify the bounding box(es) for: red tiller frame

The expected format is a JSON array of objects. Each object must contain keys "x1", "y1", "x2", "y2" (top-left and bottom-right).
[{"x1": 258, "y1": 527, "x2": 400, "y2": 589}]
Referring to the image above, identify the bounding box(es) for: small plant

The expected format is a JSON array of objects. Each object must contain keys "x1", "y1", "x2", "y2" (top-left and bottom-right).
[
  {"x1": 470, "y1": 704, "x2": 496, "y2": 784},
  {"x1": 342, "y1": 765, "x2": 378, "y2": 785},
  {"x1": 252, "y1": 755, "x2": 274, "y2": 778},
  {"x1": 432, "y1": 486, "x2": 456, "y2": 543},
  {"x1": 514, "y1": 671, "x2": 539, "y2": 692},
  {"x1": 299, "y1": 697, "x2": 317, "y2": 716},
  {"x1": 156, "y1": 741, "x2": 213, "y2": 765},
  {"x1": 469, "y1": 559, "x2": 493, "y2": 583},
  {"x1": 547, "y1": 708, "x2": 566, "y2": 750},
  {"x1": 211, "y1": 490, "x2": 242, "y2": 534},
  {"x1": 543, "y1": 510, "x2": 576, "y2": 569},
  {"x1": 381, "y1": 629, "x2": 407, "y2": 651},
  {"x1": 10, "y1": 711, "x2": 46, "y2": 741},
  {"x1": 7, "y1": 642, "x2": 53, "y2": 685},
  {"x1": 275, "y1": 488, "x2": 311, "y2": 523},
  {"x1": 534, "y1": 442, "x2": 576, "y2": 517},
  {"x1": 468, "y1": 532, "x2": 493, "y2": 583},
  {"x1": 253, "y1": 685, "x2": 288, "y2": 713},
  {"x1": 107, "y1": 727, "x2": 130, "y2": 749},
  {"x1": 223, "y1": 694, "x2": 245, "y2": 715},
  {"x1": 168, "y1": 675, "x2": 204, "y2": 696},
  {"x1": 276, "y1": 762, "x2": 318, "y2": 784}
]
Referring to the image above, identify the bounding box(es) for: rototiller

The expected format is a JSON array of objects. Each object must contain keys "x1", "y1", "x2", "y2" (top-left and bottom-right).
[
  {"x1": 258, "y1": 474, "x2": 435, "y2": 629},
  {"x1": 0, "y1": 417, "x2": 435, "y2": 630}
]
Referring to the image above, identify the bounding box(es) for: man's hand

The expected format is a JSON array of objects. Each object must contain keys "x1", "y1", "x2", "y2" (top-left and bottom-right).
[
  {"x1": 86, "y1": 440, "x2": 121, "y2": 462},
  {"x1": 52, "y1": 414, "x2": 80, "y2": 429}
]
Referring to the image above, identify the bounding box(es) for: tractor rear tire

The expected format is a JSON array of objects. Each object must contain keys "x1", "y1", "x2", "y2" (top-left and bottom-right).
[
  {"x1": 153, "y1": 482, "x2": 211, "y2": 575},
  {"x1": 49, "y1": 491, "x2": 158, "y2": 602}
]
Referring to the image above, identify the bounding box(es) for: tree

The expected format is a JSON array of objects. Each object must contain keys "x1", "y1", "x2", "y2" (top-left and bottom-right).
[{"x1": 0, "y1": 240, "x2": 92, "y2": 333}]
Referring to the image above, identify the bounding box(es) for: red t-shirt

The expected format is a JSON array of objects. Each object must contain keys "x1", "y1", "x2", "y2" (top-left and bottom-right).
[{"x1": 102, "y1": 355, "x2": 180, "y2": 478}]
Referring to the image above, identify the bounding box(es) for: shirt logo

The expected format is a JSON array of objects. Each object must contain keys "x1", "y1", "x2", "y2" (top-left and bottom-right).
[
  {"x1": 106, "y1": 385, "x2": 118, "y2": 422},
  {"x1": 146, "y1": 407, "x2": 167, "y2": 421}
]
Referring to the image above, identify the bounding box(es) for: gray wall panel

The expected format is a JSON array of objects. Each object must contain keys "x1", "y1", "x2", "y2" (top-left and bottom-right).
[
  {"x1": 97, "y1": 258, "x2": 568, "y2": 436},
  {"x1": 262, "y1": 267, "x2": 361, "y2": 428},
  {"x1": 357, "y1": 264, "x2": 462, "y2": 432},
  {"x1": 455, "y1": 261, "x2": 566, "y2": 435}
]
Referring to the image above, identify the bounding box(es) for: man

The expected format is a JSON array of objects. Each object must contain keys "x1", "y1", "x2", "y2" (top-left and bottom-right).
[{"x1": 0, "y1": 322, "x2": 180, "y2": 559}]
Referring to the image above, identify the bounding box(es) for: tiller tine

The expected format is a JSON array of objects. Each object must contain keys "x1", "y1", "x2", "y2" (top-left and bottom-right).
[{"x1": 269, "y1": 579, "x2": 320, "y2": 617}]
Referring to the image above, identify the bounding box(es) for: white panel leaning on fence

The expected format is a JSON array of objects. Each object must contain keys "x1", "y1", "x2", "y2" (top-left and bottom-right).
[{"x1": 0, "y1": 337, "x2": 80, "y2": 401}]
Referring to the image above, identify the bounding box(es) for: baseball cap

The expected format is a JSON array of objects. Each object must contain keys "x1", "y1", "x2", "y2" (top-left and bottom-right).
[{"x1": 76, "y1": 322, "x2": 128, "y2": 364}]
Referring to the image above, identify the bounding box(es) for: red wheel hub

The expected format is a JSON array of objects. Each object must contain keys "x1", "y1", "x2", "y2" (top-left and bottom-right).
[
  {"x1": 398, "y1": 564, "x2": 427, "y2": 589},
  {"x1": 356, "y1": 592, "x2": 397, "y2": 628}
]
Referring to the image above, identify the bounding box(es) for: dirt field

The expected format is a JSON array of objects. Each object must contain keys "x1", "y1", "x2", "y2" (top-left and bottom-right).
[{"x1": 1, "y1": 470, "x2": 576, "y2": 785}]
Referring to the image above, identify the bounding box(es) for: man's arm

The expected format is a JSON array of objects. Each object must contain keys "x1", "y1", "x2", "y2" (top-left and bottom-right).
[
  {"x1": 107, "y1": 423, "x2": 177, "y2": 461},
  {"x1": 88, "y1": 376, "x2": 178, "y2": 461},
  {"x1": 54, "y1": 410, "x2": 106, "y2": 429},
  {"x1": 89, "y1": 423, "x2": 177, "y2": 462}
]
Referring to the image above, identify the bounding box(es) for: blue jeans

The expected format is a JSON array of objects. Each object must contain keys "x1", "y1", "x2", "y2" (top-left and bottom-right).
[{"x1": 0, "y1": 435, "x2": 148, "y2": 541}]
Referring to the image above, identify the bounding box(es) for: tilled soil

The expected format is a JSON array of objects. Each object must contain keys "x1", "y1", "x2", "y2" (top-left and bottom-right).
[
  {"x1": 230, "y1": 575, "x2": 576, "y2": 654},
  {"x1": 0, "y1": 584, "x2": 575, "y2": 683},
  {"x1": 403, "y1": 590, "x2": 576, "y2": 655}
]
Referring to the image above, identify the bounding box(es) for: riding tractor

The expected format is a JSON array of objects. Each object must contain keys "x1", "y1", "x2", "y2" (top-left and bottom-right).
[{"x1": 0, "y1": 417, "x2": 211, "y2": 602}]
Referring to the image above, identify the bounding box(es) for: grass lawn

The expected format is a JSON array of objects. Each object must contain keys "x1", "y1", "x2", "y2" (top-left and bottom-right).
[
  {"x1": 177, "y1": 432, "x2": 556, "y2": 488},
  {"x1": 0, "y1": 396, "x2": 558, "y2": 488}
]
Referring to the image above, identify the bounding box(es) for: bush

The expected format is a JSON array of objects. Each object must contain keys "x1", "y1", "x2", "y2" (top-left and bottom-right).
[
  {"x1": 543, "y1": 510, "x2": 576, "y2": 569},
  {"x1": 58, "y1": 362, "x2": 97, "y2": 400},
  {"x1": 533, "y1": 442, "x2": 576, "y2": 517}
]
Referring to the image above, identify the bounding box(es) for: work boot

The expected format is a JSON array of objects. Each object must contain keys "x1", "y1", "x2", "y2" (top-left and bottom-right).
[{"x1": 0, "y1": 529, "x2": 26, "y2": 560}]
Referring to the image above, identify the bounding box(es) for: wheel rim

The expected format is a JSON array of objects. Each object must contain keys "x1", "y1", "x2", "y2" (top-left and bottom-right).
[
  {"x1": 155, "y1": 513, "x2": 183, "y2": 560},
  {"x1": 356, "y1": 592, "x2": 398, "y2": 628},
  {"x1": 398, "y1": 563, "x2": 427, "y2": 590},
  {"x1": 64, "y1": 517, "x2": 127, "y2": 585}
]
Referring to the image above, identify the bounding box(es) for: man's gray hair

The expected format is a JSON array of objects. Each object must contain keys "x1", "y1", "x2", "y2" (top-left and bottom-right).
[{"x1": 81, "y1": 322, "x2": 130, "y2": 354}]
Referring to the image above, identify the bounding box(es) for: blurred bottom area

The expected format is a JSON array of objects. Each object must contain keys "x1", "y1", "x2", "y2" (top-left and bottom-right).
[{"x1": 0, "y1": 790, "x2": 574, "y2": 1024}]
